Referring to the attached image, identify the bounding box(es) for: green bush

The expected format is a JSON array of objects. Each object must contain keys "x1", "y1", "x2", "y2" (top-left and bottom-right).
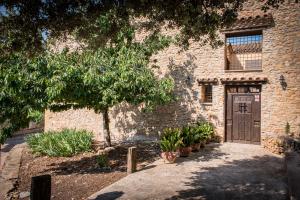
[
  {"x1": 26, "y1": 129, "x2": 93, "y2": 157},
  {"x1": 96, "y1": 154, "x2": 110, "y2": 168},
  {"x1": 160, "y1": 128, "x2": 182, "y2": 152}
]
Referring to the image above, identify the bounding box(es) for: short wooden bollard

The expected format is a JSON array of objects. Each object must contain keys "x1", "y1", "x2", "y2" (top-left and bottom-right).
[
  {"x1": 31, "y1": 174, "x2": 51, "y2": 200},
  {"x1": 127, "y1": 147, "x2": 137, "y2": 174}
]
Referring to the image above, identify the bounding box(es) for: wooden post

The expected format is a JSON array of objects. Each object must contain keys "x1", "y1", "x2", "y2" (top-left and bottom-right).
[
  {"x1": 31, "y1": 174, "x2": 51, "y2": 200},
  {"x1": 127, "y1": 147, "x2": 137, "y2": 174}
]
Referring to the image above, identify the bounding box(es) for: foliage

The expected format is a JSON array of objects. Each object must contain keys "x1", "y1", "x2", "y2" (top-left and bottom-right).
[
  {"x1": 160, "y1": 128, "x2": 182, "y2": 152},
  {"x1": 194, "y1": 121, "x2": 214, "y2": 142},
  {"x1": 190, "y1": 125, "x2": 203, "y2": 144},
  {"x1": 45, "y1": 34, "x2": 174, "y2": 112},
  {"x1": 26, "y1": 129, "x2": 93, "y2": 157},
  {"x1": 181, "y1": 125, "x2": 195, "y2": 147},
  {"x1": 0, "y1": 53, "x2": 49, "y2": 144},
  {"x1": 28, "y1": 110, "x2": 44, "y2": 123},
  {"x1": 96, "y1": 154, "x2": 110, "y2": 168},
  {"x1": 0, "y1": 32, "x2": 175, "y2": 145}
]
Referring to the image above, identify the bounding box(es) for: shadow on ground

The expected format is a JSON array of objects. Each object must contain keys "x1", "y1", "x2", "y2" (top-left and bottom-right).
[
  {"x1": 1, "y1": 136, "x2": 25, "y2": 153},
  {"x1": 93, "y1": 191, "x2": 124, "y2": 200},
  {"x1": 166, "y1": 154, "x2": 288, "y2": 200}
]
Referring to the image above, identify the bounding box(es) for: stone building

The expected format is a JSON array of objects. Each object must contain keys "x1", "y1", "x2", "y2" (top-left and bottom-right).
[{"x1": 45, "y1": 1, "x2": 300, "y2": 148}]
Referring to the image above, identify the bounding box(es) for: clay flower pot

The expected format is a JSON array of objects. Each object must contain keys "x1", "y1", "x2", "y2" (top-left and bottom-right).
[
  {"x1": 179, "y1": 146, "x2": 192, "y2": 157},
  {"x1": 161, "y1": 151, "x2": 178, "y2": 164},
  {"x1": 200, "y1": 141, "x2": 206, "y2": 148},
  {"x1": 192, "y1": 143, "x2": 201, "y2": 152}
]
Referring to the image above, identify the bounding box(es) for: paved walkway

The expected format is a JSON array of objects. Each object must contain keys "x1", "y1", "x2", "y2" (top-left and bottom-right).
[
  {"x1": 89, "y1": 143, "x2": 288, "y2": 200},
  {"x1": 0, "y1": 136, "x2": 26, "y2": 200}
]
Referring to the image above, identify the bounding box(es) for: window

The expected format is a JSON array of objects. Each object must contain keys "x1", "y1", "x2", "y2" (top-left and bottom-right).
[
  {"x1": 226, "y1": 86, "x2": 261, "y2": 94},
  {"x1": 201, "y1": 85, "x2": 213, "y2": 103},
  {"x1": 225, "y1": 32, "x2": 262, "y2": 70}
]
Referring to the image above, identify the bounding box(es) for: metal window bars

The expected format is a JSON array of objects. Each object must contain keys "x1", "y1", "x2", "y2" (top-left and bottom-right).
[{"x1": 226, "y1": 34, "x2": 262, "y2": 70}]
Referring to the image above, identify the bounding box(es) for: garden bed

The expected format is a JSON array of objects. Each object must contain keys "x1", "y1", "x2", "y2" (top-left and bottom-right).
[{"x1": 13, "y1": 142, "x2": 160, "y2": 200}]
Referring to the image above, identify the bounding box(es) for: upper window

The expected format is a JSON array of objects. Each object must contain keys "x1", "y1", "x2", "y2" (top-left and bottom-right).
[{"x1": 225, "y1": 32, "x2": 262, "y2": 71}]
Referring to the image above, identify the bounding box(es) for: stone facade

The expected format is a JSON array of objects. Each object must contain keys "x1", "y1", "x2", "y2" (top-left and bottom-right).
[{"x1": 45, "y1": 2, "x2": 300, "y2": 145}]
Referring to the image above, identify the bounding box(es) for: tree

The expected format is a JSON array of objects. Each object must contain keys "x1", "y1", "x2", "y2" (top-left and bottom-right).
[
  {"x1": 44, "y1": 33, "x2": 175, "y2": 146},
  {"x1": 1, "y1": 30, "x2": 174, "y2": 146},
  {"x1": 0, "y1": 0, "x2": 293, "y2": 145}
]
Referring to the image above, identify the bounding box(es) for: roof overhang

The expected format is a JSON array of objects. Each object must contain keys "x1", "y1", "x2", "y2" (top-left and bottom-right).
[
  {"x1": 197, "y1": 78, "x2": 218, "y2": 85},
  {"x1": 220, "y1": 77, "x2": 268, "y2": 85},
  {"x1": 221, "y1": 14, "x2": 274, "y2": 33}
]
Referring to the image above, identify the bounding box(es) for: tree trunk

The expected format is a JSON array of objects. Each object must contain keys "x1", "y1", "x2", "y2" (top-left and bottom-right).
[{"x1": 103, "y1": 108, "x2": 111, "y2": 147}]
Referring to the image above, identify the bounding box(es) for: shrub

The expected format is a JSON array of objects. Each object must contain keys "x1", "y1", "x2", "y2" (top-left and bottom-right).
[
  {"x1": 160, "y1": 128, "x2": 182, "y2": 152},
  {"x1": 96, "y1": 154, "x2": 110, "y2": 168},
  {"x1": 26, "y1": 129, "x2": 93, "y2": 157}
]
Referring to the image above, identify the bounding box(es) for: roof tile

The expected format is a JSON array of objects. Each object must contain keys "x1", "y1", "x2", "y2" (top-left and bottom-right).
[{"x1": 223, "y1": 14, "x2": 274, "y2": 31}]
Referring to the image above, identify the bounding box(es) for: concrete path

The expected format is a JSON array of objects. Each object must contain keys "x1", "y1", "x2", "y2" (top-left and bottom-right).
[
  {"x1": 0, "y1": 136, "x2": 26, "y2": 200},
  {"x1": 89, "y1": 143, "x2": 288, "y2": 200}
]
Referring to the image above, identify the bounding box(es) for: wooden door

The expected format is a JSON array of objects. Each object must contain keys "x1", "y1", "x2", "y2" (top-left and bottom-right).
[{"x1": 226, "y1": 87, "x2": 261, "y2": 144}]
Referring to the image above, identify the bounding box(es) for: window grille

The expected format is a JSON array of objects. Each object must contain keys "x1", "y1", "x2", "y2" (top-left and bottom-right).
[
  {"x1": 226, "y1": 33, "x2": 262, "y2": 70},
  {"x1": 202, "y1": 85, "x2": 213, "y2": 103}
]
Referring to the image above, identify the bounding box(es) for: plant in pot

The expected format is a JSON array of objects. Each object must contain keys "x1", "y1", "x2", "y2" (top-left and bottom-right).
[
  {"x1": 178, "y1": 125, "x2": 194, "y2": 157},
  {"x1": 196, "y1": 122, "x2": 214, "y2": 146},
  {"x1": 160, "y1": 128, "x2": 182, "y2": 163},
  {"x1": 191, "y1": 125, "x2": 203, "y2": 152}
]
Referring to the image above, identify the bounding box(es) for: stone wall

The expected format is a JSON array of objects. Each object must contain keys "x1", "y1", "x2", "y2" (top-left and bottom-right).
[
  {"x1": 44, "y1": 1, "x2": 300, "y2": 144},
  {"x1": 44, "y1": 109, "x2": 103, "y2": 141}
]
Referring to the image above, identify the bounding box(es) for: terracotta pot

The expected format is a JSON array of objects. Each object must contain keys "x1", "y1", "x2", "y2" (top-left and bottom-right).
[
  {"x1": 192, "y1": 143, "x2": 201, "y2": 152},
  {"x1": 179, "y1": 146, "x2": 192, "y2": 157},
  {"x1": 200, "y1": 141, "x2": 205, "y2": 148},
  {"x1": 161, "y1": 151, "x2": 177, "y2": 164}
]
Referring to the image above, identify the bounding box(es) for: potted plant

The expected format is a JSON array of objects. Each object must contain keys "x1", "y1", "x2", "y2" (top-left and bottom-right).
[
  {"x1": 196, "y1": 122, "x2": 214, "y2": 147},
  {"x1": 178, "y1": 125, "x2": 194, "y2": 157},
  {"x1": 191, "y1": 125, "x2": 202, "y2": 152},
  {"x1": 160, "y1": 128, "x2": 182, "y2": 163}
]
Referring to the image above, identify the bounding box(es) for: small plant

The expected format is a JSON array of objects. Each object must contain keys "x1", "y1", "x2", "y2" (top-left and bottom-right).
[
  {"x1": 160, "y1": 128, "x2": 182, "y2": 152},
  {"x1": 26, "y1": 129, "x2": 93, "y2": 157},
  {"x1": 96, "y1": 154, "x2": 110, "y2": 168}
]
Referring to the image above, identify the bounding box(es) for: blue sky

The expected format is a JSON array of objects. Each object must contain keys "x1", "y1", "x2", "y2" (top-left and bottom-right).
[{"x1": 227, "y1": 35, "x2": 262, "y2": 45}]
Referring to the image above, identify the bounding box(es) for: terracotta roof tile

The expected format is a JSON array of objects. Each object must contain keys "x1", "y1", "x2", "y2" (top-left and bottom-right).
[
  {"x1": 223, "y1": 14, "x2": 274, "y2": 32},
  {"x1": 229, "y1": 43, "x2": 262, "y2": 54}
]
